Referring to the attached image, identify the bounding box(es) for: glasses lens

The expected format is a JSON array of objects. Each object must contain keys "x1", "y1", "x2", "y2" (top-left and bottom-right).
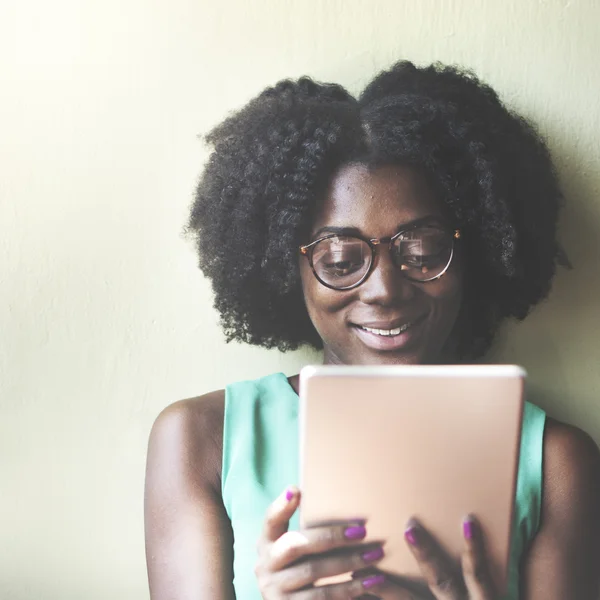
[
  {"x1": 311, "y1": 236, "x2": 371, "y2": 289},
  {"x1": 392, "y1": 227, "x2": 454, "y2": 281}
]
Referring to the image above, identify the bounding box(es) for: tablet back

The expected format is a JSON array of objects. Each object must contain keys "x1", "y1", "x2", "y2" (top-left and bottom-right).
[{"x1": 299, "y1": 365, "x2": 525, "y2": 594}]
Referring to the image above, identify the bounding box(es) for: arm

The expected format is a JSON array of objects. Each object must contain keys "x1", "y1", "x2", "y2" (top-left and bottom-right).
[
  {"x1": 144, "y1": 391, "x2": 236, "y2": 600},
  {"x1": 521, "y1": 418, "x2": 600, "y2": 599}
]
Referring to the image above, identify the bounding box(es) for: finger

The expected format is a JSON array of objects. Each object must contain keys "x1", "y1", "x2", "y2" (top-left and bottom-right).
[
  {"x1": 273, "y1": 544, "x2": 385, "y2": 591},
  {"x1": 269, "y1": 522, "x2": 375, "y2": 571},
  {"x1": 289, "y1": 572, "x2": 388, "y2": 600},
  {"x1": 260, "y1": 486, "x2": 301, "y2": 544},
  {"x1": 373, "y1": 580, "x2": 428, "y2": 600},
  {"x1": 354, "y1": 570, "x2": 436, "y2": 600},
  {"x1": 461, "y1": 516, "x2": 495, "y2": 600},
  {"x1": 404, "y1": 519, "x2": 465, "y2": 599}
]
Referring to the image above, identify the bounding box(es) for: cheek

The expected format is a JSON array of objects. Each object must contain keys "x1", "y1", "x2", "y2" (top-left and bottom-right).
[
  {"x1": 300, "y1": 264, "x2": 351, "y2": 328},
  {"x1": 428, "y1": 265, "x2": 464, "y2": 325},
  {"x1": 434, "y1": 270, "x2": 462, "y2": 300}
]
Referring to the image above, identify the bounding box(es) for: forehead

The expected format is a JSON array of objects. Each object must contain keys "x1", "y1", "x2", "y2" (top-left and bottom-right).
[{"x1": 312, "y1": 163, "x2": 443, "y2": 235}]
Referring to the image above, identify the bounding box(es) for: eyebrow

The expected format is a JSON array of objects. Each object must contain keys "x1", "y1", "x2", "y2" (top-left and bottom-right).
[{"x1": 312, "y1": 215, "x2": 445, "y2": 239}]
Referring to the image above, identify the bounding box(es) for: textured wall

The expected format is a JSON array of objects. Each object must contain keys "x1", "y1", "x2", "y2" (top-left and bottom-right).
[{"x1": 1, "y1": 0, "x2": 599, "y2": 597}]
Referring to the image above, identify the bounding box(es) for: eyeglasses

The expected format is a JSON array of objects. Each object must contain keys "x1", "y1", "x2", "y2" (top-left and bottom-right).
[{"x1": 300, "y1": 225, "x2": 460, "y2": 291}]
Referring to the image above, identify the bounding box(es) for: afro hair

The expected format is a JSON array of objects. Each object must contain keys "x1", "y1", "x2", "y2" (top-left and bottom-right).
[{"x1": 187, "y1": 61, "x2": 565, "y2": 360}]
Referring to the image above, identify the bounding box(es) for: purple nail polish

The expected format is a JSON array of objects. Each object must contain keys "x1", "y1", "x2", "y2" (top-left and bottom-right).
[
  {"x1": 344, "y1": 525, "x2": 367, "y2": 540},
  {"x1": 405, "y1": 526, "x2": 419, "y2": 546},
  {"x1": 463, "y1": 519, "x2": 475, "y2": 540},
  {"x1": 362, "y1": 547, "x2": 384, "y2": 562},
  {"x1": 285, "y1": 489, "x2": 294, "y2": 502},
  {"x1": 362, "y1": 574, "x2": 386, "y2": 589}
]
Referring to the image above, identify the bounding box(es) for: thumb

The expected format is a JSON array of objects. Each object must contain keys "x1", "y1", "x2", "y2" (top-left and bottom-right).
[{"x1": 261, "y1": 486, "x2": 301, "y2": 542}]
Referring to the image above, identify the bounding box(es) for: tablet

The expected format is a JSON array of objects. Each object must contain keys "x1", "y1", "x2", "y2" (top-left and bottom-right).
[{"x1": 299, "y1": 364, "x2": 525, "y2": 595}]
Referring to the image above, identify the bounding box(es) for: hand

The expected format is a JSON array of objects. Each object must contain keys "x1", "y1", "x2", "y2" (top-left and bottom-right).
[
  {"x1": 354, "y1": 517, "x2": 496, "y2": 600},
  {"x1": 255, "y1": 487, "x2": 388, "y2": 599}
]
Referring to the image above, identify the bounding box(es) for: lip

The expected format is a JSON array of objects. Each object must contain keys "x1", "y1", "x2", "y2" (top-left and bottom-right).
[
  {"x1": 351, "y1": 314, "x2": 427, "y2": 352},
  {"x1": 354, "y1": 317, "x2": 422, "y2": 330}
]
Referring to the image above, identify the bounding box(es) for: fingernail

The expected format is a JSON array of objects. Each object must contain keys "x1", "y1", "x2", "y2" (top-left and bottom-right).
[
  {"x1": 405, "y1": 527, "x2": 419, "y2": 545},
  {"x1": 362, "y1": 574, "x2": 386, "y2": 589},
  {"x1": 404, "y1": 520, "x2": 420, "y2": 546},
  {"x1": 463, "y1": 516, "x2": 475, "y2": 539},
  {"x1": 362, "y1": 546, "x2": 384, "y2": 563},
  {"x1": 344, "y1": 525, "x2": 367, "y2": 540},
  {"x1": 285, "y1": 488, "x2": 295, "y2": 502}
]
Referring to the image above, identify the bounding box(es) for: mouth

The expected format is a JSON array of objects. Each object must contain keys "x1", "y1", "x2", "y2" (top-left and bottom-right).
[
  {"x1": 357, "y1": 322, "x2": 415, "y2": 337},
  {"x1": 351, "y1": 315, "x2": 427, "y2": 351}
]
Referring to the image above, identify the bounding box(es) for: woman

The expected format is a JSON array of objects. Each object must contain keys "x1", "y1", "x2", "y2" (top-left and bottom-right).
[{"x1": 144, "y1": 61, "x2": 600, "y2": 599}]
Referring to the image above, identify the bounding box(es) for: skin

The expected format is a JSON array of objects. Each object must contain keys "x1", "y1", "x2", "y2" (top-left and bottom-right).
[
  {"x1": 145, "y1": 164, "x2": 600, "y2": 599},
  {"x1": 299, "y1": 163, "x2": 463, "y2": 366}
]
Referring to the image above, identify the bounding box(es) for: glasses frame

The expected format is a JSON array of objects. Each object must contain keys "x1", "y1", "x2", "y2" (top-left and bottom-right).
[{"x1": 299, "y1": 225, "x2": 461, "y2": 291}]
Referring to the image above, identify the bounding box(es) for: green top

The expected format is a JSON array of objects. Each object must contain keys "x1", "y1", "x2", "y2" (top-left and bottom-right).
[{"x1": 222, "y1": 372, "x2": 546, "y2": 600}]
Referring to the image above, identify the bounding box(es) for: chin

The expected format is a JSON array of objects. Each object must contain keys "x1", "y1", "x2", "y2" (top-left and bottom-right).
[
  {"x1": 331, "y1": 345, "x2": 425, "y2": 366},
  {"x1": 364, "y1": 349, "x2": 425, "y2": 366}
]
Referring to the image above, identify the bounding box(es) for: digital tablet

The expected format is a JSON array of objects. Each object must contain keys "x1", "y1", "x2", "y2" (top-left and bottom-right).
[{"x1": 299, "y1": 364, "x2": 525, "y2": 594}]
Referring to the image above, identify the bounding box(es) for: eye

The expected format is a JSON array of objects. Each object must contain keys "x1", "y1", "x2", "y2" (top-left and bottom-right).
[
  {"x1": 322, "y1": 258, "x2": 364, "y2": 276},
  {"x1": 394, "y1": 230, "x2": 452, "y2": 273},
  {"x1": 322, "y1": 248, "x2": 366, "y2": 274},
  {"x1": 312, "y1": 237, "x2": 371, "y2": 280},
  {"x1": 403, "y1": 244, "x2": 445, "y2": 262},
  {"x1": 402, "y1": 253, "x2": 446, "y2": 271}
]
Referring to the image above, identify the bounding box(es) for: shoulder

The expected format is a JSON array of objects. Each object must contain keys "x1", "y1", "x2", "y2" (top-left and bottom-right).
[
  {"x1": 520, "y1": 418, "x2": 600, "y2": 597},
  {"x1": 154, "y1": 389, "x2": 226, "y2": 440},
  {"x1": 542, "y1": 417, "x2": 600, "y2": 530},
  {"x1": 147, "y1": 389, "x2": 226, "y2": 493},
  {"x1": 145, "y1": 390, "x2": 239, "y2": 598},
  {"x1": 543, "y1": 418, "x2": 600, "y2": 494}
]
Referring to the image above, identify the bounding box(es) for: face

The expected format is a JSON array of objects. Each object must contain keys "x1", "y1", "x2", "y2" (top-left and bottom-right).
[{"x1": 299, "y1": 163, "x2": 463, "y2": 365}]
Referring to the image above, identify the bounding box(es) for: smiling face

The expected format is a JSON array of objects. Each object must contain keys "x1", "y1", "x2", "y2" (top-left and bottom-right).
[{"x1": 299, "y1": 163, "x2": 464, "y2": 365}]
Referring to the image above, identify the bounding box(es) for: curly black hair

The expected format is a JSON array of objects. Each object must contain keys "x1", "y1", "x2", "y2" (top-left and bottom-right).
[{"x1": 187, "y1": 60, "x2": 565, "y2": 360}]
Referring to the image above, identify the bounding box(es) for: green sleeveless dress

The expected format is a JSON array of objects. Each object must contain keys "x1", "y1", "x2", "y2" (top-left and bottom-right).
[{"x1": 222, "y1": 372, "x2": 546, "y2": 600}]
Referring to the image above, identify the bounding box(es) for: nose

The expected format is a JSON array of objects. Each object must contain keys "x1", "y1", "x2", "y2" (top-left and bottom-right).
[{"x1": 359, "y1": 249, "x2": 416, "y2": 306}]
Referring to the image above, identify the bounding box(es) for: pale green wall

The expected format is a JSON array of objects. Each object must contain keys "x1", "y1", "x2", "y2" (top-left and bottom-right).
[{"x1": 1, "y1": 0, "x2": 599, "y2": 598}]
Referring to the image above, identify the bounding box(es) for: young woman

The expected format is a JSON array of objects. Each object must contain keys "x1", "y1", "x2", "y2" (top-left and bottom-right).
[{"x1": 144, "y1": 61, "x2": 600, "y2": 599}]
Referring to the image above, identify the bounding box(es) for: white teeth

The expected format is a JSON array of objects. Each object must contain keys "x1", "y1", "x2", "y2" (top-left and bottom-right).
[{"x1": 360, "y1": 323, "x2": 412, "y2": 336}]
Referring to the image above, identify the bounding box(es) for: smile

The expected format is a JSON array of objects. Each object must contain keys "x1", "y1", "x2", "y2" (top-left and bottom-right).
[
  {"x1": 358, "y1": 322, "x2": 414, "y2": 337},
  {"x1": 352, "y1": 315, "x2": 426, "y2": 351}
]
